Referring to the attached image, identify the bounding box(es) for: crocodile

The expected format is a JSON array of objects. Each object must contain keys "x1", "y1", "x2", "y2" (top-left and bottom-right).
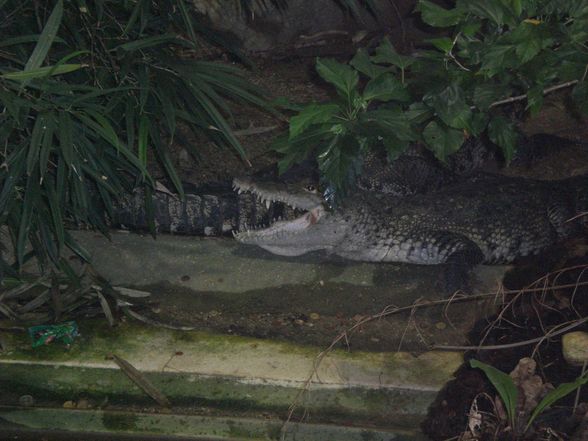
[{"x1": 233, "y1": 172, "x2": 588, "y2": 288}]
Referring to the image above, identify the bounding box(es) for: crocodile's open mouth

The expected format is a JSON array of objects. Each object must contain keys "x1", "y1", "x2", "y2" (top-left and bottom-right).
[{"x1": 232, "y1": 177, "x2": 325, "y2": 243}]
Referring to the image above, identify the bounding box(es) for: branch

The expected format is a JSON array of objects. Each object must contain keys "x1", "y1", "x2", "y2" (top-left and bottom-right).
[{"x1": 480, "y1": 80, "x2": 580, "y2": 110}]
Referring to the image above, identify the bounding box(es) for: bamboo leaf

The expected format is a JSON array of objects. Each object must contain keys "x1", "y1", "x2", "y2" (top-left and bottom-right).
[
  {"x1": 24, "y1": 0, "x2": 63, "y2": 71},
  {"x1": 17, "y1": 172, "x2": 40, "y2": 266},
  {"x1": 26, "y1": 114, "x2": 46, "y2": 175},
  {"x1": 138, "y1": 114, "x2": 149, "y2": 170},
  {"x1": 39, "y1": 114, "x2": 56, "y2": 181},
  {"x1": 46, "y1": 179, "x2": 65, "y2": 251},
  {"x1": 58, "y1": 111, "x2": 74, "y2": 167},
  {"x1": 1, "y1": 64, "x2": 84, "y2": 81},
  {"x1": 116, "y1": 34, "x2": 178, "y2": 52}
]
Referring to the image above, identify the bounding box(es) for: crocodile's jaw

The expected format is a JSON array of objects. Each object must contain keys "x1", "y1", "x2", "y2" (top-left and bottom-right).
[
  {"x1": 234, "y1": 205, "x2": 338, "y2": 256},
  {"x1": 232, "y1": 177, "x2": 348, "y2": 256}
]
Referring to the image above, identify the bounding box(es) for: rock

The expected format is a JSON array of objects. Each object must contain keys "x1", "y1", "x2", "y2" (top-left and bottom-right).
[
  {"x1": 190, "y1": 0, "x2": 417, "y2": 53},
  {"x1": 562, "y1": 332, "x2": 588, "y2": 366}
]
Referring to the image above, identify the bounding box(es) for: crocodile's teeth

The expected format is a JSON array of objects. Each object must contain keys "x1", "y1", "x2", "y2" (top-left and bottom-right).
[
  {"x1": 238, "y1": 188, "x2": 243, "y2": 194},
  {"x1": 232, "y1": 230, "x2": 237, "y2": 238},
  {"x1": 265, "y1": 199, "x2": 271, "y2": 209}
]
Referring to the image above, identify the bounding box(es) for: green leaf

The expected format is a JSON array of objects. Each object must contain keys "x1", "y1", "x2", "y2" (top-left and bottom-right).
[
  {"x1": 427, "y1": 37, "x2": 454, "y2": 53},
  {"x1": 572, "y1": 82, "x2": 588, "y2": 115},
  {"x1": 148, "y1": 124, "x2": 183, "y2": 198},
  {"x1": 526, "y1": 85, "x2": 544, "y2": 115},
  {"x1": 24, "y1": 0, "x2": 63, "y2": 71},
  {"x1": 473, "y1": 83, "x2": 506, "y2": 110},
  {"x1": 512, "y1": 23, "x2": 545, "y2": 64},
  {"x1": 525, "y1": 373, "x2": 588, "y2": 432},
  {"x1": 350, "y1": 49, "x2": 390, "y2": 79},
  {"x1": 415, "y1": 0, "x2": 464, "y2": 27},
  {"x1": 382, "y1": 137, "x2": 410, "y2": 160},
  {"x1": 470, "y1": 359, "x2": 518, "y2": 428},
  {"x1": 138, "y1": 114, "x2": 149, "y2": 170},
  {"x1": 316, "y1": 58, "x2": 359, "y2": 100},
  {"x1": 26, "y1": 114, "x2": 46, "y2": 175},
  {"x1": 360, "y1": 109, "x2": 417, "y2": 142},
  {"x1": 405, "y1": 102, "x2": 433, "y2": 124},
  {"x1": 116, "y1": 34, "x2": 179, "y2": 52},
  {"x1": 17, "y1": 172, "x2": 40, "y2": 266},
  {"x1": 488, "y1": 115, "x2": 518, "y2": 163},
  {"x1": 46, "y1": 179, "x2": 65, "y2": 251},
  {"x1": 424, "y1": 84, "x2": 472, "y2": 130},
  {"x1": 58, "y1": 111, "x2": 74, "y2": 167},
  {"x1": 289, "y1": 103, "x2": 340, "y2": 140},
  {"x1": 458, "y1": 0, "x2": 508, "y2": 26},
  {"x1": 372, "y1": 38, "x2": 415, "y2": 69},
  {"x1": 0, "y1": 34, "x2": 66, "y2": 48},
  {"x1": 363, "y1": 74, "x2": 410, "y2": 103},
  {"x1": 1, "y1": 64, "x2": 84, "y2": 80},
  {"x1": 479, "y1": 45, "x2": 516, "y2": 78},
  {"x1": 422, "y1": 120, "x2": 464, "y2": 162},
  {"x1": 39, "y1": 114, "x2": 56, "y2": 181}
]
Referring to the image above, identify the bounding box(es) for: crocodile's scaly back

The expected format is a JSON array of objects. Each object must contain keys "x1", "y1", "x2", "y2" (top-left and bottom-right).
[{"x1": 235, "y1": 173, "x2": 588, "y2": 267}]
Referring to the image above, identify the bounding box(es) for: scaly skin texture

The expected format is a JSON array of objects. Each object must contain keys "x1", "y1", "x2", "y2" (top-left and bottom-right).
[{"x1": 234, "y1": 173, "x2": 588, "y2": 266}]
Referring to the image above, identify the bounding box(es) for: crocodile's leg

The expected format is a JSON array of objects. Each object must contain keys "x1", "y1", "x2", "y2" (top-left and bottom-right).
[{"x1": 420, "y1": 231, "x2": 485, "y2": 294}]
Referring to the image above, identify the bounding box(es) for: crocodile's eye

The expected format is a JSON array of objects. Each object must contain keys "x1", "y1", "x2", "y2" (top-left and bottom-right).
[{"x1": 305, "y1": 185, "x2": 317, "y2": 192}]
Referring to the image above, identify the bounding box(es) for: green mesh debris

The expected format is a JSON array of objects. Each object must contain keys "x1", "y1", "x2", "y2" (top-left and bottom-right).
[{"x1": 28, "y1": 321, "x2": 79, "y2": 348}]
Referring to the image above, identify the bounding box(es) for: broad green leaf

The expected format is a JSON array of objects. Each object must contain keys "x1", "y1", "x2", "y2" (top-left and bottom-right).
[
  {"x1": 372, "y1": 38, "x2": 415, "y2": 69},
  {"x1": 479, "y1": 45, "x2": 516, "y2": 78},
  {"x1": 488, "y1": 115, "x2": 518, "y2": 163},
  {"x1": 363, "y1": 74, "x2": 410, "y2": 103},
  {"x1": 360, "y1": 109, "x2": 417, "y2": 141},
  {"x1": 405, "y1": 102, "x2": 433, "y2": 124},
  {"x1": 1, "y1": 64, "x2": 84, "y2": 80},
  {"x1": 24, "y1": 0, "x2": 63, "y2": 71},
  {"x1": 316, "y1": 58, "x2": 359, "y2": 100},
  {"x1": 423, "y1": 84, "x2": 472, "y2": 130},
  {"x1": 422, "y1": 120, "x2": 464, "y2": 162},
  {"x1": 512, "y1": 23, "x2": 545, "y2": 64},
  {"x1": 382, "y1": 137, "x2": 410, "y2": 160},
  {"x1": 470, "y1": 359, "x2": 518, "y2": 428},
  {"x1": 525, "y1": 373, "x2": 588, "y2": 432},
  {"x1": 458, "y1": 0, "x2": 508, "y2": 26},
  {"x1": 427, "y1": 37, "x2": 454, "y2": 53},
  {"x1": 350, "y1": 49, "x2": 390, "y2": 79},
  {"x1": 473, "y1": 83, "x2": 506, "y2": 110},
  {"x1": 289, "y1": 103, "x2": 340, "y2": 140},
  {"x1": 415, "y1": 0, "x2": 464, "y2": 27},
  {"x1": 526, "y1": 85, "x2": 544, "y2": 115}
]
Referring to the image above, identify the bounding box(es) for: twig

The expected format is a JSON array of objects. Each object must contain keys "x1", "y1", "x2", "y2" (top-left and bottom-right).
[
  {"x1": 280, "y1": 264, "x2": 588, "y2": 437},
  {"x1": 110, "y1": 353, "x2": 171, "y2": 408},
  {"x1": 435, "y1": 316, "x2": 588, "y2": 351},
  {"x1": 233, "y1": 125, "x2": 278, "y2": 137},
  {"x1": 483, "y1": 80, "x2": 579, "y2": 110}
]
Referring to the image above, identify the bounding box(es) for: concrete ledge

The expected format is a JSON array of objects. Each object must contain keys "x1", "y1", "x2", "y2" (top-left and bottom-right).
[
  {"x1": 0, "y1": 320, "x2": 461, "y2": 428},
  {"x1": 0, "y1": 406, "x2": 426, "y2": 440}
]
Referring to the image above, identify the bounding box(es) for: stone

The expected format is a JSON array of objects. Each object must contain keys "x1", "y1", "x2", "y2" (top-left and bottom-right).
[{"x1": 562, "y1": 331, "x2": 588, "y2": 366}]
